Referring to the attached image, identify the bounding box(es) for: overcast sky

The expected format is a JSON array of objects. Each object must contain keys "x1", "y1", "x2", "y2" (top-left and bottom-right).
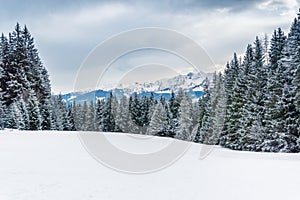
[{"x1": 0, "y1": 0, "x2": 299, "y2": 93}]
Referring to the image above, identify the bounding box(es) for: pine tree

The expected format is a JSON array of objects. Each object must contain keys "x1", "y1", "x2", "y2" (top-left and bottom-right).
[
  {"x1": 141, "y1": 95, "x2": 151, "y2": 127},
  {"x1": 0, "y1": 34, "x2": 8, "y2": 108},
  {"x1": 241, "y1": 37, "x2": 267, "y2": 151},
  {"x1": 86, "y1": 101, "x2": 96, "y2": 131},
  {"x1": 80, "y1": 101, "x2": 88, "y2": 131},
  {"x1": 147, "y1": 102, "x2": 168, "y2": 136},
  {"x1": 191, "y1": 101, "x2": 200, "y2": 129},
  {"x1": 224, "y1": 53, "x2": 239, "y2": 104},
  {"x1": 40, "y1": 99, "x2": 52, "y2": 130},
  {"x1": 22, "y1": 25, "x2": 51, "y2": 104},
  {"x1": 198, "y1": 77, "x2": 213, "y2": 144},
  {"x1": 0, "y1": 24, "x2": 52, "y2": 130},
  {"x1": 7, "y1": 102, "x2": 25, "y2": 129},
  {"x1": 199, "y1": 75, "x2": 225, "y2": 145},
  {"x1": 175, "y1": 93, "x2": 193, "y2": 141},
  {"x1": 9, "y1": 23, "x2": 32, "y2": 100},
  {"x1": 278, "y1": 13, "x2": 300, "y2": 151},
  {"x1": 27, "y1": 89, "x2": 42, "y2": 130},
  {"x1": 73, "y1": 103, "x2": 82, "y2": 131},
  {"x1": 50, "y1": 95, "x2": 66, "y2": 131},
  {"x1": 129, "y1": 93, "x2": 143, "y2": 133},
  {"x1": 211, "y1": 73, "x2": 226, "y2": 145},
  {"x1": 159, "y1": 96, "x2": 174, "y2": 137},
  {"x1": 0, "y1": 55, "x2": 4, "y2": 129},
  {"x1": 95, "y1": 99, "x2": 104, "y2": 131},
  {"x1": 6, "y1": 103, "x2": 18, "y2": 129},
  {"x1": 169, "y1": 90, "x2": 179, "y2": 136},
  {"x1": 228, "y1": 50, "x2": 251, "y2": 149},
  {"x1": 295, "y1": 67, "x2": 300, "y2": 133},
  {"x1": 193, "y1": 96, "x2": 205, "y2": 143},
  {"x1": 262, "y1": 28, "x2": 288, "y2": 152},
  {"x1": 1, "y1": 32, "x2": 23, "y2": 106},
  {"x1": 269, "y1": 28, "x2": 286, "y2": 69},
  {"x1": 0, "y1": 100, "x2": 4, "y2": 129},
  {"x1": 253, "y1": 36, "x2": 268, "y2": 118},
  {"x1": 221, "y1": 53, "x2": 241, "y2": 148},
  {"x1": 64, "y1": 104, "x2": 76, "y2": 131},
  {"x1": 101, "y1": 93, "x2": 115, "y2": 132},
  {"x1": 148, "y1": 93, "x2": 157, "y2": 120},
  {"x1": 115, "y1": 96, "x2": 132, "y2": 133},
  {"x1": 19, "y1": 97, "x2": 29, "y2": 130},
  {"x1": 263, "y1": 33, "x2": 269, "y2": 65}
]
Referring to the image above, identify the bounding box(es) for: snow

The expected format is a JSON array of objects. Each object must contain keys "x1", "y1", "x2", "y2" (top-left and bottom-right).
[
  {"x1": 95, "y1": 96, "x2": 105, "y2": 101},
  {"x1": 192, "y1": 85, "x2": 204, "y2": 92},
  {"x1": 0, "y1": 130, "x2": 300, "y2": 200},
  {"x1": 116, "y1": 72, "x2": 213, "y2": 93},
  {"x1": 67, "y1": 95, "x2": 77, "y2": 101},
  {"x1": 155, "y1": 89, "x2": 171, "y2": 94}
]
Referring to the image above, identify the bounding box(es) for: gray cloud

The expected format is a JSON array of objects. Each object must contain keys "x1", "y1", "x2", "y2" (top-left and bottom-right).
[
  {"x1": 0, "y1": 0, "x2": 267, "y2": 18},
  {"x1": 156, "y1": 0, "x2": 266, "y2": 12},
  {"x1": 0, "y1": 0, "x2": 299, "y2": 93}
]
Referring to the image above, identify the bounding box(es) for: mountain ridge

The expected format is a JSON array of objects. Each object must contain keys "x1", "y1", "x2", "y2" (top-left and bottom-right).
[{"x1": 61, "y1": 71, "x2": 213, "y2": 104}]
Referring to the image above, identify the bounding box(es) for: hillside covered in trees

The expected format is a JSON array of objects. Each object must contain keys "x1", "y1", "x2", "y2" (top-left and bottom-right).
[{"x1": 0, "y1": 9, "x2": 300, "y2": 153}]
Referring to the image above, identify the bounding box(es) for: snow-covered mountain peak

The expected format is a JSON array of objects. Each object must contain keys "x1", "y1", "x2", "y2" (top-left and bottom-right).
[
  {"x1": 116, "y1": 71, "x2": 212, "y2": 94},
  {"x1": 61, "y1": 71, "x2": 213, "y2": 104}
]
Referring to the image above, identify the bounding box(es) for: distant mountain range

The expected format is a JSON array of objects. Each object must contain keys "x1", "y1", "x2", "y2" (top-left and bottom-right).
[{"x1": 61, "y1": 72, "x2": 213, "y2": 105}]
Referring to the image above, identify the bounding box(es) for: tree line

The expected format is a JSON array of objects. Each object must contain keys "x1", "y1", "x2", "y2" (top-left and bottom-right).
[
  {"x1": 220, "y1": 13, "x2": 300, "y2": 152},
  {"x1": 1, "y1": 10, "x2": 300, "y2": 153},
  {"x1": 0, "y1": 23, "x2": 52, "y2": 130}
]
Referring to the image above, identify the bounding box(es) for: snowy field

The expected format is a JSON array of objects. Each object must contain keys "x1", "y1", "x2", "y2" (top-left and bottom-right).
[{"x1": 0, "y1": 130, "x2": 300, "y2": 200}]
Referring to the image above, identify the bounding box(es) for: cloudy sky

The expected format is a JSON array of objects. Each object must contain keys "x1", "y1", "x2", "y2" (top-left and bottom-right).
[{"x1": 0, "y1": 0, "x2": 299, "y2": 93}]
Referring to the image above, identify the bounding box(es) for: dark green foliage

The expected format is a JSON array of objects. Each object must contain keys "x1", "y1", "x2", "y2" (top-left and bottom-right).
[
  {"x1": 101, "y1": 93, "x2": 116, "y2": 132},
  {"x1": 220, "y1": 11, "x2": 300, "y2": 152},
  {"x1": 0, "y1": 23, "x2": 51, "y2": 130}
]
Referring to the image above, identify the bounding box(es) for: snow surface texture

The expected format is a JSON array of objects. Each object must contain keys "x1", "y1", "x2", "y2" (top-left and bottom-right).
[{"x1": 0, "y1": 130, "x2": 300, "y2": 200}]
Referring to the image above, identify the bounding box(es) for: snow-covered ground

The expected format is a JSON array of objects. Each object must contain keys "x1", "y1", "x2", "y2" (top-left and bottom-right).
[{"x1": 0, "y1": 130, "x2": 300, "y2": 200}]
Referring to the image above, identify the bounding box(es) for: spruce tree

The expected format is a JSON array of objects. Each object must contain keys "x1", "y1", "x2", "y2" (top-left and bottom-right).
[
  {"x1": 73, "y1": 103, "x2": 83, "y2": 131},
  {"x1": 80, "y1": 101, "x2": 88, "y2": 131},
  {"x1": 40, "y1": 99, "x2": 52, "y2": 130},
  {"x1": 175, "y1": 93, "x2": 193, "y2": 141},
  {"x1": 147, "y1": 102, "x2": 168, "y2": 136},
  {"x1": 148, "y1": 92, "x2": 157, "y2": 121},
  {"x1": 27, "y1": 89, "x2": 42, "y2": 130},
  {"x1": 0, "y1": 24, "x2": 52, "y2": 130},
  {"x1": 115, "y1": 96, "x2": 132, "y2": 133},
  {"x1": 199, "y1": 75, "x2": 225, "y2": 145},
  {"x1": 262, "y1": 28, "x2": 288, "y2": 152},
  {"x1": 140, "y1": 95, "x2": 150, "y2": 133},
  {"x1": 211, "y1": 73, "x2": 226, "y2": 145},
  {"x1": 221, "y1": 53, "x2": 241, "y2": 148},
  {"x1": 193, "y1": 96, "x2": 205, "y2": 143},
  {"x1": 95, "y1": 99, "x2": 104, "y2": 131},
  {"x1": 101, "y1": 93, "x2": 115, "y2": 132},
  {"x1": 63, "y1": 104, "x2": 76, "y2": 131},
  {"x1": 129, "y1": 93, "x2": 143, "y2": 133},
  {"x1": 6, "y1": 103, "x2": 18, "y2": 129},
  {"x1": 86, "y1": 101, "x2": 96, "y2": 131},
  {"x1": 295, "y1": 67, "x2": 300, "y2": 133},
  {"x1": 169, "y1": 90, "x2": 179, "y2": 135},
  {"x1": 0, "y1": 55, "x2": 4, "y2": 129},
  {"x1": 279, "y1": 13, "x2": 300, "y2": 151},
  {"x1": 241, "y1": 37, "x2": 267, "y2": 151},
  {"x1": 19, "y1": 97, "x2": 29, "y2": 130}
]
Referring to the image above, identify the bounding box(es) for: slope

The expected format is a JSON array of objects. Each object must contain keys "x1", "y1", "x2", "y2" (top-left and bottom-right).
[{"x1": 0, "y1": 130, "x2": 299, "y2": 200}]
